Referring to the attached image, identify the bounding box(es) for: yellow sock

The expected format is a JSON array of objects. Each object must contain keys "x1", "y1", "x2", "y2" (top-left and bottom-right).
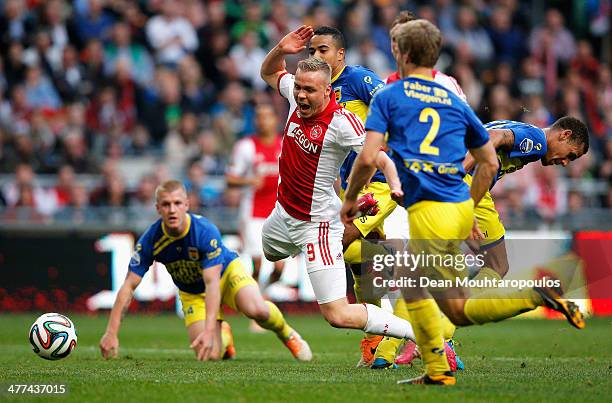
[
  {"x1": 257, "y1": 301, "x2": 293, "y2": 341},
  {"x1": 470, "y1": 267, "x2": 503, "y2": 294},
  {"x1": 344, "y1": 238, "x2": 362, "y2": 264},
  {"x1": 374, "y1": 298, "x2": 409, "y2": 361},
  {"x1": 463, "y1": 288, "x2": 543, "y2": 324},
  {"x1": 220, "y1": 321, "x2": 230, "y2": 351},
  {"x1": 440, "y1": 314, "x2": 456, "y2": 341},
  {"x1": 405, "y1": 299, "x2": 449, "y2": 376}
]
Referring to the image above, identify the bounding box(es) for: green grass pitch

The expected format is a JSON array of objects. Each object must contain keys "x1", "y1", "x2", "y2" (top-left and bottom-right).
[{"x1": 1, "y1": 313, "x2": 611, "y2": 402}]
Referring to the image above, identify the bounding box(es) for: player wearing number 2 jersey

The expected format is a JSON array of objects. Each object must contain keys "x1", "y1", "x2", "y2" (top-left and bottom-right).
[{"x1": 342, "y1": 19, "x2": 584, "y2": 386}]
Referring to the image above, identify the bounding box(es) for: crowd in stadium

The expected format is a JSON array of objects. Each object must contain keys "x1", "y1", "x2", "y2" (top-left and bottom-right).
[{"x1": 0, "y1": 0, "x2": 609, "y2": 229}]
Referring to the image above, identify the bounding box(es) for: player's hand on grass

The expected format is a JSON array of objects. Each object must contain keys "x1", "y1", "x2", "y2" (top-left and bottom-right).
[
  {"x1": 470, "y1": 217, "x2": 484, "y2": 241},
  {"x1": 191, "y1": 330, "x2": 217, "y2": 361},
  {"x1": 100, "y1": 332, "x2": 119, "y2": 359},
  {"x1": 278, "y1": 25, "x2": 314, "y2": 55}
]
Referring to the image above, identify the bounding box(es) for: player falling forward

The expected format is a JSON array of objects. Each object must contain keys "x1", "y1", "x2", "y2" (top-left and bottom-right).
[
  {"x1": 308, "y1": 25, "x2": 397, "y2": 367},
  {"x1": 342, "y1": 19, "x2": 585, "y2": 386},
  {"x1": 99, "y1": 180, "x2": 311, "y2": 362},
  {"x1": 259, "y1": 26, "x2": 416, "y2": 344}
]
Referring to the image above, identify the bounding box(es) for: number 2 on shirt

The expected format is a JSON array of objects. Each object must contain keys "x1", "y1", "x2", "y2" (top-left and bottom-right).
[{"x1": 419, "y1": 107, "x2": 440, "y2": 156}]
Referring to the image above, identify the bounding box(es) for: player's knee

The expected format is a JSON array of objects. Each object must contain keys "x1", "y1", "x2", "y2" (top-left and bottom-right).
[
  {"x1": 342, "y1": 223, "x2": 361, "y2": 250},
  {"x1": 242, "y1": 302, "x2": 269, "y2": 322},
  {"x1": 264, "y1": 251, "x2": 285, "y2": 262},
  {"x1": 443, "y1": 301, "x2": 472, "y2": 326},
  {"x1": 322, "y1": 309, "x2": 351, "y2": 328}
]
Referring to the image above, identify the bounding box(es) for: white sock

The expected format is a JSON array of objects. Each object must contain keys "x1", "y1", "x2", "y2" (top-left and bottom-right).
[{"x1": 364, "y1": 303, "x2": 415, "y2": 341}]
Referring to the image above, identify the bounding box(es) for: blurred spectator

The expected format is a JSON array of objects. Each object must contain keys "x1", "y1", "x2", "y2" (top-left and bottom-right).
[
  {"x1": 266, "y1": 0, "x2": 300, "y2": 44},
  {"x1": 0, "y1": 0, "x2": 36, "y2": 50},
  {"x1": 164, "y1": 112, "x2": 199, "y2": 176},
  {"x1": 184, "y1": 160, "x2": 222, "y2": 208},
  {"x1": 178, "y1": 55, "x2": 215, "y2": 114},
  {"x1": 453, "y1": 62, "x2": 483, "y2": 109},
  {"x1": 371, "y1": 3, "x2": 399, "y2": 67},
  {"x1": 230, "y1": 2, "x2": 269, "y2": 48},
  {"x1": 500, "y1": 184, "x2": 540, "y2": 230},
  {"x1": 229, "y1": 30, "x2": 267, "y2": 90},
  {"x1": 529, "y1": 8, "x2": 576, "y2": 66},
  {"x1": 53, "y1": 45, "x2": 86, "y2": 102},
  {"x1": 90, "y1": 169, "x2": 128, "y2": 207},
  {"x1": 128, "y1": 173, "x2": 157, "y2": 219},
  {"x1": 345, "y1": 35, "x2": 392, "y2": 79},
  {"x1": 22, "y1": 29, "x2": 61, "y2": 76},
  {"x1": 80, "y1": 39, "x2": 106, "y2": 98},
  {"x1": 139, "y1": 67, "x2": 183, "y2": 144},
  {"x1": 191, "y1": 130, "x2": 225, "y2": 176},
  {"x1": 4, "y1": 41, "x2": 26, "y2": 89},
  {"x1": 72, "y1": 0, "x2": 115, "y2": 47},
  {"x1": 58, "y1": 129, "x2": 98, "y2": 173},
  {"x1": 517, "y1": 56, "x2": 545, "y2": 98},
  {"x1": 486, "y1": 6, "x2": 526, "y2": 66},
  {"x1": 447, "y1": 6, "x2": 494, "y2": 68},
  {"x1": 211, "y1": 81, "x2": 255, "y2": 152},
  {"x1": 525, "y1": 166, "x2": 568, "y2": 225},
  {"x1": 2, "y1": 163, "x2": 58, "y2": 215},
  {"x1": 104, "y1": 21, "x2": 154, "y2": 86},
  {"x1": 23, "y1": 64, "x2": 61, "y2": 110},
  {"x1": 54, "y1": 182, "x2": 98, "y2": 223},
  {"x1": 53, "y1": 164, "x2": 75, "y2": 207},
  {"x1": 39, "y1": 0, "x2": 71, "y2": 55},
  {"x1": 146, "y1": 0, "x2": 198, "y2": 66}
]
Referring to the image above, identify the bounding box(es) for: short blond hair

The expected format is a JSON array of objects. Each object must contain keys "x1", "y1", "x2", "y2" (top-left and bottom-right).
[
  {"x1": 396, "y1": 19, "x2": 441, "y2": 68},
  {"x1": 155, "y1": 179, "x2": 187, "y2": 201},
  {"x1": 297, "y1": 57, "x2": 332, "y2": 83}
]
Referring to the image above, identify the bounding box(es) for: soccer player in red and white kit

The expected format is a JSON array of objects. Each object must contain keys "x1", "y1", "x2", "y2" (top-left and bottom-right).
[
  {"x1": 260, "y1": 25, "x2": 415, "y2": 341},
  {"x1": 227, "y1": 104, "x2": 285, "y2": 287}
]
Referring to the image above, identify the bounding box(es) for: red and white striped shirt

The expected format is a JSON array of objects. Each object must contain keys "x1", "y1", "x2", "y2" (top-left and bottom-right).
[{"x1": 276, "y1": 73, "x2": 365, "y2": 222}]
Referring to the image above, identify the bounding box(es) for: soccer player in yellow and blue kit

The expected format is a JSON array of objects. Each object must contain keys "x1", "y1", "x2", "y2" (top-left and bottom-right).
[
  {"x1": 309, "y1": 26, "x2": 395, "y2": 366},
  {"x1": 465, "y1": 118, "x2": 589, "y2": 281},
  {"x1": 342, "y1": 19, "x2": 585, "y2": 385},
  {"x1": 371, "y1": 116, "x2": 589, "y2": 369},
  {"x1": 99, "y1": 180, "x2": 311, "y2": 362}
]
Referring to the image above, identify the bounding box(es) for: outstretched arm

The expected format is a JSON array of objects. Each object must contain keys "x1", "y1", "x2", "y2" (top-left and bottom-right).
[
  {"x1": 261, "y1": 25, "x2": 314, "y2": 89},
  {"x1": 99, "y1": 271, "x2": 142, "y2": 359}
]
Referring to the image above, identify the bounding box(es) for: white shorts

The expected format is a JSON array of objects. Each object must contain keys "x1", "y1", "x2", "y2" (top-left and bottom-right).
[
  {"x1": 241, "y1": 217, "x2": 265, "y2": 257},
  {"x1": 262, "y1": 202, "x2": 347, "y2": 304}
]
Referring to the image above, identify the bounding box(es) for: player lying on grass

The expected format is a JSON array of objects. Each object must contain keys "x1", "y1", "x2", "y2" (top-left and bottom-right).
[
  {"x1": 308, "y1": 25, "x2": 402, "y2": 367},
  {"x1": 259, "y1": 26, "x2": 417, "y2": 345},
  {"x1": 371, "y1": 116, "x2": 589, "y2": 370},
  {"x1": 342, "y1": 19, "x2": 585, "y2": 386},
  {"x1": 99, "y1": 180, "x2": 312, "y2": 361}
]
